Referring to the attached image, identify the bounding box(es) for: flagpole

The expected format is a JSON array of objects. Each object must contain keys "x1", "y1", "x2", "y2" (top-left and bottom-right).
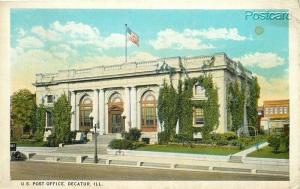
[{"x1": 125, "y1": 24, "x2": 127, "y2": 63}]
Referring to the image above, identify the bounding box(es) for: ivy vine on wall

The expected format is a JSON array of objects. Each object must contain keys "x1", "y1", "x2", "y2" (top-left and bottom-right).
[
  {"x1": 226, "y1": 81, "x2": 245, "y2": 133},
  {"x1": 158, "y1": 74, "x2": 219, "y2": 141}
]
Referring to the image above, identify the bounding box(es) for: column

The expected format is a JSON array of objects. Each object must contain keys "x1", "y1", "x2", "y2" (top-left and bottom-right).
[
  {"x1": 124, "y1": 87, "x2": 131, "y2": 132},
  {"x1": 243, "y1": 92, "x2": 249, "y2": 135},
  {"x1": 130, "y1": 86, "x2": 137, "y2": 128},
  {"x1": 157, "y1": 85, "x2": 163, "y2": 132},
  {"x1": 92, "y1": 90, "x2": 99, "y2": 131},
  {"x1": 99, "y1": 89, "x2": 105, "y2": 135},
  {"x1": 70, "y1": 91, "x2": 76, "y2": 131}
]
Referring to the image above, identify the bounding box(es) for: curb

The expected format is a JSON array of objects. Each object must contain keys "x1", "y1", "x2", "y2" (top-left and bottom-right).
[{"x1": 26, "y1": 154, "x2": 289, "y2": 177}]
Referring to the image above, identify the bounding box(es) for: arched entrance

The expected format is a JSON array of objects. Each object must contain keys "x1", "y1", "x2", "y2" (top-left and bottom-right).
[
  {"x1": 79, "y1": 95, "x2": 93, "y2": 132},
  {"x1": 108, "y1": 93, "x2": 124, "y2": 133}
]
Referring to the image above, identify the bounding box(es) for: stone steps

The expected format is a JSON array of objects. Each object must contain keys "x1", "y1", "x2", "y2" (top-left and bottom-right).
[
  {"x1": 228, "y1": 156, "x2": 243, "y2": 163},
  {"x1": 90, "y1": 134, "x2": 119, "y2": 145},
  {"x1": 30, "y1": 154, "x2": 76, "y2": 163},
  {"x1": 52, "y1": 146, "x2": 108, "y2": 155}
]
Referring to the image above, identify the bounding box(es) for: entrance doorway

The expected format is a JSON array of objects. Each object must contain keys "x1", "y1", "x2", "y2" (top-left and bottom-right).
[
  {"x1": 109, "y1": 107, "x2": 124, "y2": 133},
  {"x1": 108, "y1": 93, "x2": 124, "y2": 133}
]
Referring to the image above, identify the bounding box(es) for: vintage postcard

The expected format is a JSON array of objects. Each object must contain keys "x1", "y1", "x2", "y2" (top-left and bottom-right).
[{"x1": 0, "y1": 1, "x2": 300, "y2": 189}]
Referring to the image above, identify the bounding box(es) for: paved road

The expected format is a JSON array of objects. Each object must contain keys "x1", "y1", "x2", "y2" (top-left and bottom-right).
[{"x1": 10, "y1": 161, "x2": 288, "y2": 181}]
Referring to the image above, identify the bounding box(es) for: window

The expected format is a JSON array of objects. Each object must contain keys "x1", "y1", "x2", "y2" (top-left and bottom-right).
[
  {"x1": 274, "y1": 107, "x2": 278, "y2": 114},
  {"x1": 195, "y1": 85, "x2": 205, "y2": 96},
  {"x1": 284, "y1": 107, "x2": 288, "y2": 114},
  {"x1": 194, "y1": 107, "x2": 204, "y2": 126},
  {"x1": 264, "y1": 108, "x2": 268, "y2": 115},
  {"x1": 269, "y1": 107, "x2": 273, "y2": 115},
  {"x1": 46, "y1": 111, "x2": 53, "y2": 128},
  {"x1": 279, "y1": 107, "x2": 283, "y2": 114},
  {"x1": 141, "y1": 92, "x2": 157, "y2": 128},
  {"x1": 79, "y1": 96, "x2": 93, "y2": 131},
  {"x1": 47, "y1": 95, "x2": 54, "y2": 103}
]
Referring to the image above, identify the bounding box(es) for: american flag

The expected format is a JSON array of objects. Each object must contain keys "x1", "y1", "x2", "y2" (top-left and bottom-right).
[{"x1": 127, "y1": 27, "x2": 139, "y2": 46}]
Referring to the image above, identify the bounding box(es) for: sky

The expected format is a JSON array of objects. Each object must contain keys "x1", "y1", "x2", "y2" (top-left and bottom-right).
[{"x1": 10, "y1": 9, "x2": 289, "y2": 105}]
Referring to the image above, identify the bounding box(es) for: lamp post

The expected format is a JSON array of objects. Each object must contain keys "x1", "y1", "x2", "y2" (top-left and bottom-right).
[
  {"x1": 89, "y1": 114, "x2": 98, "y2": 163},
  {"x1": 122, "y1": 115, "x2": 126, "y2": 132}
]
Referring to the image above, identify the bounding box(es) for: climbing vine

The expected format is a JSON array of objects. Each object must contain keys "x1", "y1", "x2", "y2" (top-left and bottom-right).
[
  {"x1": 158, "y1": 75, "x2": 219, "y2": 141},
  {"x1": 34, "y1": 104, "x2": 47, "y2": 141},
  {"x1": 157, "y1": 80, "x2": 178, "y2": 142},
  {"x1": 227, "y1": 81, "x2": 245, "y2": 133},
  {"x1": 182, "y1": 75, "x2": 219, "y2": 139}
]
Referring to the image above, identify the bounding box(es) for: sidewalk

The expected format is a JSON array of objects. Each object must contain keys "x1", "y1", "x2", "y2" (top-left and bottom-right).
[{"x1": 232, "y1": 142, "x2": 269, "y2": 157}]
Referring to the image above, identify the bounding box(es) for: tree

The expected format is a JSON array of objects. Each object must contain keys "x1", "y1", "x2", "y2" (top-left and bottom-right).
[
  {"x1": 247, "y1": 77, "x2": 260, "y2": 128},
  {"x1": 11, "y1": 89, "x2": 36, "y2": 139},
  {"x1": 52, "y1": 93, "x2": 72, "y2": 145}
]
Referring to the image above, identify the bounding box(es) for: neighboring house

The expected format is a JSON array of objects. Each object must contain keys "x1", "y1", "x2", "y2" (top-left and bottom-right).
[
  {"x1": 34, "y1": 52, "x2": 253, "y2": 143},
  {"x1": 260, "y1": 100, "x2": 289, "y2": 135}
]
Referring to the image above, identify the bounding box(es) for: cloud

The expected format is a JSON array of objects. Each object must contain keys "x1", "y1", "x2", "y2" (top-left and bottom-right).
[
  {"x1": 184, "y1": 28, "x2": 247, "y2": 41},
  {"x1": 17, "y1": 36, "x2": 44, "y2": 49},
  {"x1": 149, "y1": 27, "x2": 248, "y2": 50},
  {"x1": 22, "y1": 21, "x2": 128, "y2": 53},
  {"x1": 73, "y1": 51, "x2": 159, "y2": 69},
  {"x1": 256, "y1": 74, "x2": 289, "y2": 105},
  {"x1": 10, "y1": 45, "x2": 159, "y2": 93},
  {"x1": 149, "y1": 29, "x2": 215, "y2": 50},
  {"x1": 234, "y1": 52, "x2": 285, "y2": 69},
  {"x1": 17, "y1": 28, "x2": 26, "y2": 37},
  {"x1": 31, "y1": 26, "x2": 61, "y2": 41}
]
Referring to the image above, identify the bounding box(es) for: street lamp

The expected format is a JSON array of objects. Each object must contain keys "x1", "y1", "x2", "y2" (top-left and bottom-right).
[
  {"x1": 122, "y1": 115, "x2": 126, "y2": 132},
  {"x1": 89, "y1": 113, "x2": 98, "y2": 163}
]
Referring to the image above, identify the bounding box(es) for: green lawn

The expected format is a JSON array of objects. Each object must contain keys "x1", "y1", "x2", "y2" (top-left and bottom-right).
[
  {"x1": 11, "y1": 140, "x2": 47, "y2": 147},
  {"x1": 247, "y1": 146, "x2": 289, "y2": 159},
  {"x1": 136, "y1": 144, "x2": 241, "y2": 155}
]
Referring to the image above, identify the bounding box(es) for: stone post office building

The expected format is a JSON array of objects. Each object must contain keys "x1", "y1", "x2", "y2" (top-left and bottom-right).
[{"x1": 34, "y1": 52, "x2": 252, "y2": 143}]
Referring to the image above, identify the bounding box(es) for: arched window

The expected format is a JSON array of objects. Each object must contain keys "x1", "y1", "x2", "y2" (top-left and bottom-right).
[
  {"x1": 79, "y1": 96, "x2": 93, "y2": 131},
  {"x1": 109, "y1": 93, "x2": 122, "y2": 105},
  {"x1": 141, "y1": 91, "x2": 157, "y2": 130},
  {"x1": 195, "y1": 85, "x2": 205, "y2": 96}
]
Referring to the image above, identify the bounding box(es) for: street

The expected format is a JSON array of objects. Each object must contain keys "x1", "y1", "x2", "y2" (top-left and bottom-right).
[{"x1": 10, "y1": 161, "x2": 288, "y2": 181}]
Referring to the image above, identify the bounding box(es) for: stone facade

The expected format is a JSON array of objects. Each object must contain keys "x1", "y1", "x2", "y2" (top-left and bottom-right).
[{"x1": 34, "y1": 52, "x2": 252, "y2": 143}]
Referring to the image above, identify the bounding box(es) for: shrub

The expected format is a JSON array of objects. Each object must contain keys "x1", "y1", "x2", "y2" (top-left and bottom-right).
[
  {"x1": 238, "y1": 141, "x2": 245, "y2": 150},
  {"x1": 11, "y1": 151, "x2": 27, "y2": 161},
  {"x1": 109, "y1": 139, "x2": 133, "y2": 150},
  {"x1": 158, "y1": 131, "x2": 170, "y2": 144},
  {"x1": 282, "y1": 135, "x2": 289, "y2": 152},
  {"x1": 238, "y1": 137, "x2": 253, "y2": 146},
  {"x1": 211, "y1": 133, "x2": 223, "y2": 141},
  {"x1": 46, "y1": 134, "x2": 58, "y2": 147},
  {"x1": 132, "y1": 141, "x2": 145, "y2": 149},
  {"x1": 268, "y1": 135, "x2": 281, "y2": 153},
  {"x1": 121, "y1": 128, "x2": 142, "y2": 141},
  {"x1": 216, "y1": 139, "x2": 229, "y2": 146},
  {"x1": 174, "y1": 133, "x2": 194, "y2": 147},
  {"x1": 64, "y1": 131, "x2": 77, "y2": 144},
  {"x1": 229, "y1": 139, "x2": 239, "y2": 146},
  {"x1": 202, "y1": 138, "x2": 214, "y2": 145},
  {"x1": 174, "y1": 133, "x2": 192, "y2": 143},
  {"x1": 223, "y1": 132, "x2": 237, "y2": 141}
]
